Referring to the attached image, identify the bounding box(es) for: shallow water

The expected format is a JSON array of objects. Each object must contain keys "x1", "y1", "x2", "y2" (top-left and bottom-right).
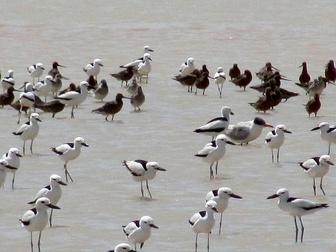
[{"x1": 0, "y1": 1, "x2": 336, "y2": 251}]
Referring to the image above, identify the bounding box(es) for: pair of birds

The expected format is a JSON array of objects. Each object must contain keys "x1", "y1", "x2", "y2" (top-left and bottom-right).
[{"x1": 189, "y1": 187, "x2": 242, "y2": 252}]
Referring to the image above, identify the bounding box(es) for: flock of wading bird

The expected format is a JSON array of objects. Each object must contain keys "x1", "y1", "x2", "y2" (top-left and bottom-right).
[{"x1": 0, "y1": 46, "x2": 336, "y2": 251}]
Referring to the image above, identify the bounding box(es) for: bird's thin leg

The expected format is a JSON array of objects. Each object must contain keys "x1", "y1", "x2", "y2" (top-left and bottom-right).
[
  {"x1": 105, "y1": 116, "x2": 108, "y2": 121},
  {"x1": 38, "y1": 231, "x2": 42, "y2": 252},
  {"x1": 320, "y1": 177, "x2": 326, "y2": 195},
  {"x1": 49, "y1": 209, "x2": 53, "y2": 227},
  {"x1": 271, "y1": 149, "x2": 274, "y2": 163},
  {"x1": 220, "y1": 83, "x2": 224, "y2": 98},
  {"x1": 215, "y1": 161, "x2": 219, "y2": 175},
  {"x1": 64, "y1": 162, "x2": 73, "y2": 182},
  {"x1": 207, "y1": 232, "x2": 210, "y2": 252},
  {"x1": 209, "y1": 164, "x2": 214, "y2": 179},
  {"x1": 294, "y1": 217, "x2": 298, "y2": 242},
  {"x1": 71, "y1": 106, "x2": 74, "y2": 118},
  {"x1": 277, "y1": 148, "x2": 280, "y2": 163},
  {"x1": 299, "y1": 217, "x2": 304, "y2": 242},
  {"x1": 140, "y1": 182, "x2": 144, "y2": 197},
  {"x1": 219, "y1": 212, "x2": 223, "y2": 234},
  {"x1": 195, "y1": 234, "x2": 198, "y2": 252},
  {"x1": 30, "y1": 232, "x2": 34, "y2": 252},
  {"x1": 146, "y1": 180, "x2": 152, "y2": 198},
  {"x1": 328, "y1": 143, "x2": 331, "y2": 155},
  {"x1": 11, "y1": 173, "x2": 15, "y2": 189},
  {"x1": 18, "y1": 110, "x2": 22, "y2": 124},
  {"x1": 140, "y1": 242, "x2": 144, "y2": 249},
  {"x1": 23, "y1": 141, "x2": 26, "y2": 155},
  {"x1": 313, "y1": 178, "x2": 316, "y2": 196},
  {"x1": 30, "y1": 139, "x2": 34, "y2": 153},
  {"x1": 112, "y1": 115, "x2": 115, "y2": 121}
]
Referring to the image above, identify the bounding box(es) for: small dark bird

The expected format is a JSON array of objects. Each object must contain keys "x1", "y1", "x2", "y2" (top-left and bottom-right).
[
  {"x1": 87, "y1": 75, "x2": 98, "y2": 90},
  {"x1": 110, "y1": 66, "x2": 134, "y2": 86},
  {"x1": 59, "y1": 83, "x2": 77, "y2": 95},
  {"x1": 34, "y1": 99, "x2": 65, "y2": 118},
  {"x1": 0, "y1": 86, "x2": 15, "y2": 107},
  {"x1": 298, "y1": 62, "x2": 311, "y2": 84},
  {"x1": 130, "y1": 86, "x2": 145, "y2": 111},
  {"x1": 305, "y1": 93, "x2": 321, "y2": 117},
  {"x1": 249, "y1": 87, "x2": 273, "y2": 113},
  {"x1": 325, "y1": 60, "x2": 336, "y2": 83},
  {"x1": 91, "y1": 93, "x2": 129, "y2": 121},
  {"x1": 200, "y1": 64, "x2": 210, "y2": 75},
  {"x1": 48, "y1": 61, "x2": 66, "y2": 77},
  {"x1": 278, "y1": 87, "x2": 299, "y2": 102},
  {"x1": 93, "y1": 79, "x2": 109, "y2": 102},
  {"x1": 270, "y1": 86, "x2": 282, "y2": 109},
  {"x1": 229, "y1": 63, "x2": 241, "y2": 80},
  {"x1": 256, "y1": 62, "x2": 279, "y2": 82},
  {"x1": 230, "y1": 70, "x2": 252, "y2": 91},
  {"x1": 194, "y1": 71, "x2": 210, "y2": 95}
]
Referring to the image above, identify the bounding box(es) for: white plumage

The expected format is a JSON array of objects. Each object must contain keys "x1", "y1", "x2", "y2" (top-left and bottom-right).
[
  {"x1": 108, "y1": 243, "x2": 135, "y2": 252},
  {"x1": 33, "y1": 75, "x2": 55, "y2": 102},
  {"x1": 213, "y1": 67, "x2": 226, "y2": 97},
  {"x1": 137, "y1": 53, "x2": 152, "y2": 83},
  {"x1": 18, "y1": 82, "x2": 36, "y2": 124},
  {"x1": 1, "y1": 69, "x2": 15, "y2": 92},
  {"x1": 1, "y1": 147, "x2": 22, "y2": 188},
  {"x1": 311, "y1": 122, "x2": 336, "y2": 154},
  {"x1": 0, "y1": 160, "x2": 17, "y2": 188},
  {"x1": 27, "y1": 63, "x2": 44, "y2": 84},
  {"x1": 179, "y1": 57, "x2": 195, "y2": 77},
  {"x1": 83, "y1": 59, "x2": 103, "y2": 79}
]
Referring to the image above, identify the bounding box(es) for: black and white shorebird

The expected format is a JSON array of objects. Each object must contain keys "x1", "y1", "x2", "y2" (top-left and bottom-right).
[
  {"x1": 205, "y1": 187, "x2": 242, "y2": 234},
  {"x1": 107, "y1": 243, "x2": 135, "y2": 252},
  {"x1": 299, "y1": 155, "x2": 334, "y2": 196},
  {"x1": 267, "y1": 188, "x2": 329, "y2": 242},
  {"x1": 179, "y1": 57, "x2": 196, "y2": 77},
  {"x1": 1, "y1": 69, "x2": 15, "y2": 92},
  {"x1": 265, "y1": 124, "x2": 292, "y2": 163},
  {"x1": 311, "y1": 122, "x2": 336, "y2": 154},
  {"x1": 17, "y1": 82, "x2": 36, "y2": 124},
  {"x1": 122, "y1": 216, "x2": 158, "y2": 251},
  {"x1": 27, "y1": 63, "x2": 45, "y2": 84},
  {"x1": 189, "y1": 200, "x2": 218, "y2": 252},
  {"x1": 13, "y1": 113, "x2": 41, "y2": 155},
  {"x1": 28, "y1": 174, "x2": 67, "y2": 227},
  {"x1": 20, "y1": 197, "x2": 60, "y2": 252},
  {"x1": 83, "y1": 59, "x2": 103, "y2": 80},
  {"x1": 0, "y1": 160, "x2": 17, "y2": 188},
  {"x1": 51, "y1": 137, "x2": 89, "y2": 182},
  {"x1": 122, "y1": 159, "x2": 166, "y2": 198},
  {"x1": 1, "y1": 147, "x2": 22, "y2": 189},
  {"x1": 194, "y1": 106, "x2": 234, "y2": 140}
]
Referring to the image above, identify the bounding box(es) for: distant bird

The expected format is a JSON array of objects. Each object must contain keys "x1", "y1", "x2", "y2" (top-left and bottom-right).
[
  {"x1": 265, "y1": 124, "x2": 292, "y2": 163},
  {"x1": 267, "y1": 188, "x2": 329, "y2": 242},
  {"x1": 20, "y1": 197, "x2": 60, "y2": 252},
  {"x1": 107, "y1": 243, "x2": 135, "y2": 252},
  {"x1": 172, "y1": 69, "x2": 200, "y2": 92},
  {"x1": 126, "y1": 78, "x2": 139, "y2": 95},
  {"x1": 122, "y1": 159, "x2": 166, "y2": 198},
  {"x1": 195, "y1": 134, "x2": 235, "y2": 179},
  {"x1": 51, "y1": 137, "x2": 89, "y2": 182},
  {"x1": 55, "y1": 81, "x2": 91, "y2": 118},
  {"x1": 324, "y1": 59, "x2": 336, "y2": 83},
  {"x1": 93, "y1": 79, "x2": 109, "y2": 102},
  {"x1": 83, "y1": 59, "x2": 103, "y2": 79},
  {"x1": 279, "y1": 87, "x2": 299, "y2": 102},
  {"x1": 110, "y1": 66, "x2": 134, "y2": 86},
  {"x1": 137, "y1": 53, "x2": 152, "y2": 83},
  {"x1": 249, "y1": 87, "x2": 273, "y2": 113},
  {"x1": 17, "y1": 82, "x2": 35, "y2": 124},
  {"x1": 123, "y1": 216, "x2": 158, "y2": 251},
  {"x1": 27, "y1": 63, "x2": 45, "y2": 84},
  {"x1": 92, "y1": 93, "x2": 129, "y2": 121},
  {"x1": 306, "y1": 76, "x2": 328, "y2": 99},
  {"x1": 311, "y1": 122, "x2": 336, "y2": 154},
  {"x1": 299, "y1": 155, "x2": 334, "y2": 196},
  {"x1": 213, "y1": 67, "x2": 226, "y2": 97},
  {"x1": 33, "y1": 75, "x2": 55, "y2": 102},
  {"x1": 194, "y1": 72, "x2": 210, "y2": 95},
  {"x1": 48, "y1": 61, "x2": 66, "y2": 77},
  {"x1": 0, "y1": 86, "x2": 15, "y2": 107},
  {"x1": 256, "y1": 62, "x2": 279, "y2": 82},
  {"x1": 226, "y1": 117, "x2": 273, "y2": 145},
  {"x1": 0, "y1": 160, "x2": 17, "y2": 188},
  {"x1": 28, "y1": 174, "x2": 67, "y2": 227},
  {"x1": 13, "y1": 113, "x2": 41, "y2": 155},
  {"x1": 305, "y1": 93, "x2": 321, "y2": 117},
  {"x1": 1, "y1": 147, "x2": 22, "y2": 189},
  {"x1": 180, "y1": 57, "x2": 196, "y2": 77},
  {"x1": 130, "y1": 86, "x2": 145, "y2": 111},
  {"x1": 34, "y1": 99, "x2": 65, "y2": 118},
  {"x1": 230, "y1": 69, "x2": 252, "y2": 91},
  {"x1": 228, "y1": 63, "x2": 241, "y2": 80},
  {"x1": 189, "y1": 200, "x2": 218, "y2": 252},
  {"x1": 120, "y1": 45, "x2": 154, "y2": 68},
  {"x1": 87, "y1": 75, "x2": 98, "y2": 90},
  {"x1": 194, "y1": 106, "x2": 234, "y2": 139},
  {"x1": 205, "y1": 187, "x2": 242, "y2": 234},
  {"x1": 298, "y1": 62, "x2": 310, "y2": 85},
  {"x1": 51, "y1": 73, "x2": 69, "y2": 95},
  {"x1": 1, "y1": 69, "x2": 15, "y2": 92},
  {"x1": 59, "y1": 83, "x2": 77, "y2": 95}
]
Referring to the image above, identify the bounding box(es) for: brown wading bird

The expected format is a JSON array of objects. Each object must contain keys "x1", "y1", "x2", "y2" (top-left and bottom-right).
[
  {"x1": 59, "y1": 83, "x2": 77, "y2": 95},
  {"x1": 256, "y1": 62, "x2": 279, "y2": 82},
  {"x1": 231, "y1": 70, "x2": 252, "y2": 91},
  {"x1": 249, "y1": 87, "x2": 273, "y2": 113},
  {"x1": 305, "y1": 93, "x2": 321, "y2": 117},
  {"x1": 93, "y1": 79, "x2": 109, "y2": 102},
  {"x1": 172, "y1": 69, "x2": 200, "y2": 92},
  {"x1": 298, "y1": 61, "x2": 311, "y2": 84},
  {"x1": 229, "y1": 63, "x2": 241, "y2": 80},
  {"x1": 0, "y1": 86, "x2": 16, "y2": 107},
  {"x1": 130, "y1": 86, "x2": 145, "y2": 111},
  {"x1": 91, "y1": 93, "x2": 129, "y2": 121},
  {"x1": 110, "y1": 66, "x2": 134, "y2": 86},
  {"x1": 325, "y1": 59, "x2": 336, "y2": 83},
  {"x1": 194, "y1": 71, "x2": 210, "y2": 95},
  {"x1": 34, "y1": 99, "x2": 65, "y2": 118}
]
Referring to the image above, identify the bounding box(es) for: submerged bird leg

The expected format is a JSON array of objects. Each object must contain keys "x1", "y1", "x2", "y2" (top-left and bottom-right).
[
  {"x1": 23, "y1": 141, "x2": 26, "y2": 155},
  {"x1": 294, "y1": 217, "x2": 299, "y2": 243},
  {"x1": 30, "y1": 139, "x2": 34, "y2": 153},
  {"x1": 276, "y1": 148, "x2": 280, "y2": 163},
  {"x1": 140, "y1": 181, "x2": 144, "y2": 197},
  {"x1": 271, "y1": 149, "x2": 274, "y2": 163},
  {"x1": 38, "y1": 231, "x2": 42, "y2": 252},
  {"x1": 313, "y1": 178, "x2": 316, "y2": 196},
  {"x1": 195, "y1": 233, "x2": 198, "y2": 252},
  {"x1": 299, "y1": 217, "x2": 304, "y2": 242},
  {"x1": 219, "y1": 212, "x2": 223, "y2": 234},
  {"x1": 30, "y1": 232, "x2": 33, "y2": 252},
  {"x1": 140, "y1": 242, "x2": 144, "y2": 249},
  {"x1": 215, "y1": 161, "x2": 219, "y2": 175},
  {"x1": 209, "y1": 163, "x2": 214, "y2": 179},
  {"x1": 320, "y1": 177, "x2": 326, "y2": 195},
  {"x1": 49, "y1": 209, "x2": 54, "y2": 227},
  {"x1": 105, "y1": 116, "x2": 108, "y2": 121},
  {"x1": 328, "y1": 143, "x2": 331, "y2": 155},
  {"x1": 11, "y1": 173, "x2": 15, "y2": 189},
  {"x1": 146, "y1": 180, "x2": 153, "y2": 198},
  {"x1": 71, "y1": 106, "x2": 75, "y2": 118},
  {"x1": 18, "y1": 110, "x2": 22, "y2": 124},
  {"x1": 207, "y1": 232, "x2": 210, "y2": 252}
]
